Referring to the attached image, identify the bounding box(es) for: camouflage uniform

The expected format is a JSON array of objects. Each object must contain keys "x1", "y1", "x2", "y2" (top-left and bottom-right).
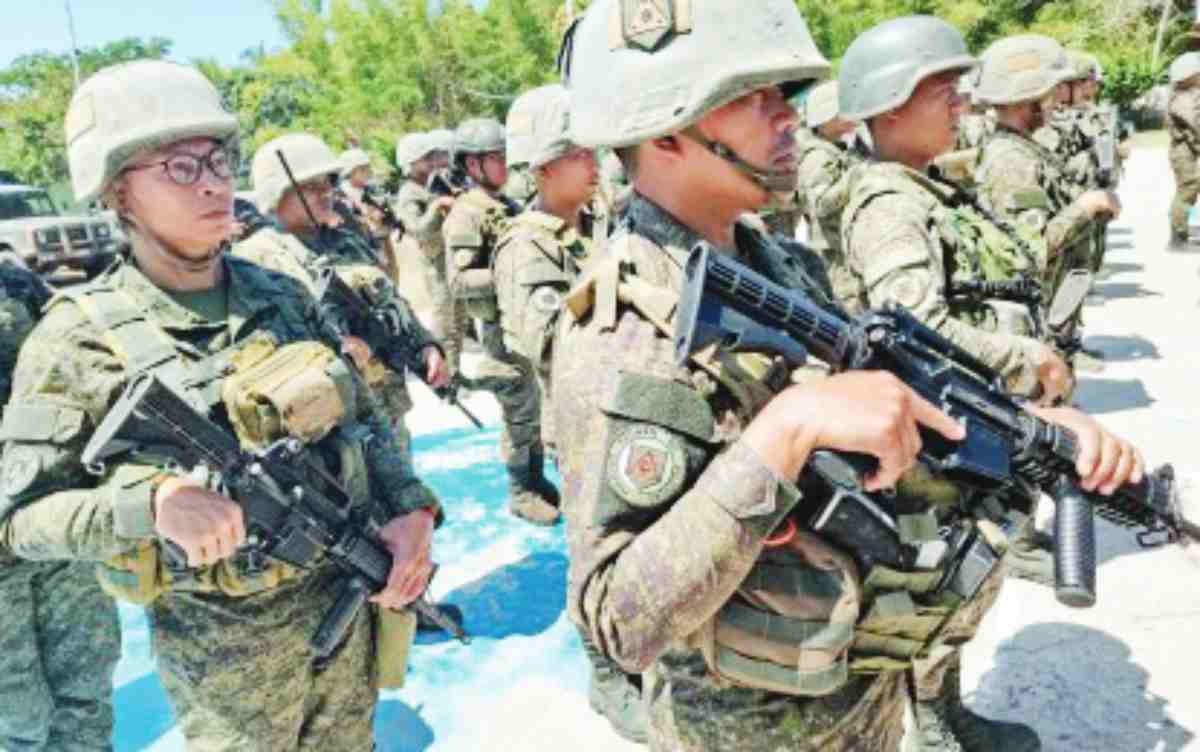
[
  {"x1": 795, "y1": 135, "x2": 865, "y2": 311},
  {"x1": 0, "y1": 252, "x2": 437, "y2": 751},
  {"x1": 957, "y1": 111, "x2": 995, "y2": 151},
  {"x1": 394, "y1": 178, "x2": 469, "y2": 374},
  {"x1": 1168, "y1": 85, "x2": 1200, "y2": 241},
  {"x1": 0, "y1": 262, "x2": 120, "y2": 752},
  {"x1": 554, "y1": 195, "x2": 908, "y2": 752}
]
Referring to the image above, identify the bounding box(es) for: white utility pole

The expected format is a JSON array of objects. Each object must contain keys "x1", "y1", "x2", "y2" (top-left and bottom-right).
[{"x1": 64, "y1": 0, "x2": 81, "y2": 88}]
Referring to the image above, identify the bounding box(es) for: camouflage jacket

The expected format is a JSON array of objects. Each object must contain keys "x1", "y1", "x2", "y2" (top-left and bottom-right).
[
  {"x1": 492, "y1": 208, "x2": 593, "y2": 382},
  {"x1": 975, "y1": 127, "x2": 1093, "y2": 263},
  {"x1": 1168, "y1": 87, "x2": 1200, "y2": 166},
  {"x1": 957, "y1": 111, "x2": 996, "y2": 151},
  {"x1": 394, "y1": 179, "x2": 448, "y2": 258},
  {"x1": 442, "y1": 187, "x2": 520, "y2": 316},
  {"x1": 1035, "y1": 105, "x2": 1125, "y2": 189},
  {"x1": 552, "y1": 194, "x2": 901, "y2": 746},
  {"x1": 0, "y1": 255, "x2": 435, "y2": 563},
  {"x1": 842, "y1": 161, "x2": 1045, "y2": 395},
  {"x1": 795, "y1": 136, "x2": 865, "y2": 311}
]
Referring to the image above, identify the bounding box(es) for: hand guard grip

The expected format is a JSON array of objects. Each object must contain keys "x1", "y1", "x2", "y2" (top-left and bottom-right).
[{"x1": 1053, "y1": 480, "x2": 1097, "y2": 608}]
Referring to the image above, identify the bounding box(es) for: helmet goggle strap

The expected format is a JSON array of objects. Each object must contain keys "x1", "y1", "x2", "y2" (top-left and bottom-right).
[{"x1": 678, "y1": 125, "x2": 797, "y2": 194}]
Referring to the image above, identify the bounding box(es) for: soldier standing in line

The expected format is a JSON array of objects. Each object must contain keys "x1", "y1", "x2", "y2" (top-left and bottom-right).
[
  {"x1": 793, "y1": 80, "x2": 867, "y2": 312},
  {"x1": 556, "y1": 3, "x2": 1141, "y2": 750},
  {"x1": 973, "y1": 36, "x2": 1120, "y2": 373},
  {"x1": 493, "y1": 83, "x2": 646, "y2": 739},
  {"x1": 335, "y1": 147, "x2": 400, "y2": 279},
  {"x1": 444, "y1": 119, "x2": 559, "y2": 525},
  {"x1": 0, "y1": 261, "x2": 120, "y2": 751},
  {"x1": 0, "y1": 60, "x2": 440, "y2": 750},
  {"x1": 393, "y1": 132, "x2": 469, "y2": 377},
  {"x1": 1167, "y1": 52, "x2": 1200, "y2": 245},
  {"x1": 838, "y1": 21, "x2": 1127, "y2": 750}
]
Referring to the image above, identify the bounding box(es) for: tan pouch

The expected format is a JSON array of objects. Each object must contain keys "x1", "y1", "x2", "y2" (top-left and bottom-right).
[
  {"x1": 96, "y1": 541, "x2": 169, "y2": 605},
  {"x1": 375, "y1": 605, "x2": 418, "y2": 689},
  {"x1": 222, "y1": 338, "x2": 353, "y2": 448}
]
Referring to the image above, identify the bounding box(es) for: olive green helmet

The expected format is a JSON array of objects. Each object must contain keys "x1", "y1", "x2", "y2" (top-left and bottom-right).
[
  {"x1": 395, "y1": 132, "x2": 432, "y2": 169},
  {"x1": 339, "y1": 148, "x2": 371, "y2": 179},
  {"x1": 804, "y1": 80, "x2": 843, "y2": 129},
  {"x1": 453, "y1": 118, "x2": 505, "y2": 163},
  {"x1": 506, "y1": 84, "x2": 576, "y2": 170},
  {"x1": 839, "y1": 16, "x2": 976, "y2": 121},
  {"x1": 252, "y1": 132, "x2": 342, "y2": 213},
  {"x1": 65, "y1": 59, "x2": 239, "y2": 204},
  {"x1": 562, "y1": 0, "x2": 828, "y2": 191},
  {"x1": 974, "y1": 35, "x2": 1069, "y2": 107},
  {"x1": 1169, "y1": 52, "x2": 1200, "y2": 86}
]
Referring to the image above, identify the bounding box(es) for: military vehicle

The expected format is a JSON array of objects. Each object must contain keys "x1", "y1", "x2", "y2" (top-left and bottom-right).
[{"x1": 0, "y1": 183, "x2": 122, "y2": 279}]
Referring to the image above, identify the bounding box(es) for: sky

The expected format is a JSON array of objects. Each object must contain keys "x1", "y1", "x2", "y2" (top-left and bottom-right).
[{"x1": 0, "y1": 1, "x2": 291, "y2": 69}]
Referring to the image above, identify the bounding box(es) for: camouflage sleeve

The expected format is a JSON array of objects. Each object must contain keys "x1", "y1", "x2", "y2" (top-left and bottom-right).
[
  {"x1": 362, "y1": 412, "x2": 440, "y2": 523},
  {"x1": 553, "y1": 311, "x2": 802, "y2": 673},
  {"x1": 847, "y1": 192, "x2": 1041, "y2": 394},
  {"x1": 394, "y1": 189, "x2": 445, "y2": 245},
  {"x1": 231, "y1": 231, "x2": 319, "y2": 296},
  {"x1": 0, "y1": 302, "x2": 159, "y2": 561},
  {"x1": 442, "y1": 203, "x2": 494, "y2": 299},
  {"x1": 493, "y1": 233, "x2": 568, "y2": 377},
  {"x1": 978, "y1": 141, "x2": 1091, "y2": 260},
  {"x1": 1033, "y1": 123, "x2": 1062, "y2": 154},
  {"x1": 1176, "y1": 91, "x2": 1200, "y2": 146},
  {"x1": 805, "y1": 152, "x2": 855, "y2": 222}
]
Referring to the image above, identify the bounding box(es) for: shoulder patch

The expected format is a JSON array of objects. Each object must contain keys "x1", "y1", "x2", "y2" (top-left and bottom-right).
[{"x1": 606, "y1": 423, "x2": 688, "y2": 508}]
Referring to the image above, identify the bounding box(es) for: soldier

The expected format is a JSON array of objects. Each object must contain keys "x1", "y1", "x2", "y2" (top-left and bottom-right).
[
  {"x1": 557, "y1": 3, "x2": 1141, "y2": 750},
  {"x1": 838, "y1": 20, "x2": 1134, "y2": 749},
  {"x1": 973, "y1": 36, "x2": 1120, "y2": 371},
  {"x1": 1167, "y1": 52, "x2": 1200, "y2": 245},
  {"x1": 444, "y1": 118, "x2": 559, "y2": 525},
  {"x1": 393, "y1": 132, "x2": 468, "y2": 376},
  {"x1": 794, "y1": 80, "x2": 866, "y2": 311},
  {"x1": 0, "y1": 60, "x2": 440, "y2": 750},
  {"x1": 929, "y1": 73, "x2": 993, "y2": 187},
  {"x1": 335, "y1": 147, "x2": 401, "y2": 280},
  {"x1": 0, "y1": 261, "x2": 120, "y2": 751}
]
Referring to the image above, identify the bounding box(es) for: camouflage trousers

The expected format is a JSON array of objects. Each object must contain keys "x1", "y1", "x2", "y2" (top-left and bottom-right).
[
  {"x1": 150, "y1": 567, "x2": 377, "y2": 751},
  {"x1": 421, "y1": 249, "x2": 469, "y2": 376},
  {"x1": 1169, "y1": 153, "x2": 1200, "y2": 240},
  {"x1": 645, "y1": 657, "x2": 907, "y2": 752},
  {"x1": 472, "y1": 323, "x2": 542, "y2": 473},
  {"x1": 0, "y1": 560, "x2": 119, "y2": 752}
]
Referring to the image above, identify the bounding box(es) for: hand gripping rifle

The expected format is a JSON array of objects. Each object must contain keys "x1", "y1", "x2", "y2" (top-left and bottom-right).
[
  {"x1": 81, "y1": 375, "x2": 470, "y2": 653},
  {"x1": 312, "y1": 267, "x2": 483, "y2": 429},
  {"x1": 675, "y1": 244, "x2": 1197, "y2": 608}
]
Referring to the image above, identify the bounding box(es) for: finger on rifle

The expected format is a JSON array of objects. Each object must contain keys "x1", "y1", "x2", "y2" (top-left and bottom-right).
[
  {"x1": 1130, "y1": 448, "x2": 1145, "y2": 485},
  {"x1": 1074, "y1": 429, "x2": 1101, "y2": 486},
  {"x1": 1101, "y1": 443, "x2": 1136, "y2": 496},
  {"x1": 181, "y1": 541, "x2": 205, "y2": 568},
  {"x1": 909, "y1": 391, "x2": 964, "y2": 441},
  {"x1": 1086, "y1": 432, "x2": 1121, "y2": 493}
]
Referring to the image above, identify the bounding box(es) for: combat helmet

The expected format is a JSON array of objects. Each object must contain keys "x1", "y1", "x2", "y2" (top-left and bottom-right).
[
  {"x1": 339, "y1": 147, "x2": 372, "y2": 179},
  {"x1": 1063, "y1": 51, "x2": 1102, "y2": 83},
  {"x1": 562, "y1": 0, "x2": 828, "y2": 191},
  {"x1": 974, "y1": 35, "x2": 1070, "y2": 107},
  {"x1": 395, "y1": 132, "x2": 431, "y2": 169},
  {"x1": 1169, "y1": 52, "x2": 1200, "y2": 86},
  {"x1": 65, "y1": 60, "x2": 238, "y2": 204},
  {"x1": 427, "y1": 128, "x2": 455, "y2": 155},
  {"x1": 453, "y1": 118, "x2": 505, "y2": 164},
  {"x1": 252, "y1": 132, "x2": 342, "y2": 213},
  {"x1": 839, "y1": 16, "x2": 976, "y2": 120},
  {"x1": 805, "y1": 80, "x2": 843, "y2": 129},
  {"x1": 506, "y1": 84, "x2": 576, "y2": 170}
]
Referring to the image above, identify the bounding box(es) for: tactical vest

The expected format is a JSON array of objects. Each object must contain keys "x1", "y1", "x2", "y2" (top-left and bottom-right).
[
  {"x1": 843, "y1": 162, "x2": 1046, "y2": 342},
  {"x1": 62, "y1": 259, "x2": 366, "y2": 604},
  {"x1": 447, "y1": 189, "x2": 518, "y2": 322},
  {"x1": 563, "y1": 218, "x2": 994, "y2": 698}
]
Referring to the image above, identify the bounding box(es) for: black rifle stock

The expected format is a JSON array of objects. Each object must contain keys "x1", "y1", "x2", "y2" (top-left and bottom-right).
[
  {"x1": 82, "y1": 375, "x2": 470, "y2": 654},
  {"x1": 313, "y1": 267, "x2": 483, "y2": 429},
  {"x1": 675, "y1": 245, "x2": 1196, "y2": 608}
]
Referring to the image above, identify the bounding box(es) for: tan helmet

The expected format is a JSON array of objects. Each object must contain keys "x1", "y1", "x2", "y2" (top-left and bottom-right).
[
  {"x1": 427, "y1": 128, "x2": 455, "y2": 154},
  {"x1": 804, "y1": 80, "x2": 843, "y2": 129},
  {"x1": 505, "y1": 84, "x2": 575, "y2": 170},
  {"x1": 453, "y1": 118, "x2": 506, "y2": 162},
  {"x1": 339, "y1": 148, "x2": 372, "y2": 179},
  {"x1": 974, "y1": 34, "x2": 1070, "y2": 107},
  {"x1": 1065, "y1": 51, "x2": 1102, "y2": 82},
  {"x1": 65, "y1": 59, "x2": 238, "y2": 204},
  {"x1": 252, "y1": 132, "x2": 342, "y2": 213},
  {"x1": 562, "y1": 0, "x2": 828, "y2": 191},
  {"x1": 395, "y1": 132, "x2": 430, "y2": 169}
]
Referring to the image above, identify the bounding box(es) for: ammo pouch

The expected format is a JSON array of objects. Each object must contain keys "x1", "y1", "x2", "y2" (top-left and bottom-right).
[
  {"x1": 455, "y1": 267, "x2": 499, "y2": 321},
  {"x1": 696, "y1": 527, "x2": 862, "y2": 697},
  {"x1": 96, "y1": 540, "x2": 303, "y2": 604},
  {"x1": 373, "y1": 604, "x2": 418, "y2": 689},
  {"x1": 221, "y1": 337, "x2": 355, "y2": 448}
]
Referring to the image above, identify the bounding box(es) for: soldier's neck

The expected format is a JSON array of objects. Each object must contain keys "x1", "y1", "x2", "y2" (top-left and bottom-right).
[
  {"x1": 635, "y1": 179, "x2": 738, "y2": 250},
  {"x1": 534, "y1": 187, "x2": 585, "y2": 229},
  {"x1": 130, "y1": 233, "x2": 225, "y2": 292}
]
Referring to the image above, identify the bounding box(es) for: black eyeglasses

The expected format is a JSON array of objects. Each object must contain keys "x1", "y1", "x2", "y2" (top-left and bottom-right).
[{"x1": 124, "y1": 145, "x2": 238, "y2": 186}]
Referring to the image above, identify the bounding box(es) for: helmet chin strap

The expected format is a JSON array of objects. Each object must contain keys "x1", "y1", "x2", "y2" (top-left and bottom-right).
[{"x1": 679, "y1": 126, "x2": 798, "y2": 193}]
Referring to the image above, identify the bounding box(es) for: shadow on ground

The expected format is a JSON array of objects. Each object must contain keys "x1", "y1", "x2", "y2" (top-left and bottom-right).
[
  {"x1": 1072, "y1": 377, "x2": 1154, "y2": 415},
  {"x1": 1088, "y1": 282, "x2": 1162, "y2": 301},
  {"x1": 113, "y1": 672, "x2": 176, "y2": 752},
  {"x1": 972, "y1": 623, "x2": 1195, "y2": 752},
  {"x1": 415, "y1": 550, "x2": 567, "y2": 646},
  {"x1": 376, "y1": 700, "x2": 436, "y2": 752},
  {"x1": 1082, "y1": 334, "x2": 1161, "y2": 363}
]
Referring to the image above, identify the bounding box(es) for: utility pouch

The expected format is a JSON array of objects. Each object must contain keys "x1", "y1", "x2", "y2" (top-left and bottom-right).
[
  {"x1": 374, "y1": 605, "x2": 418, "y2": 689},
  {"x1": 96, "y1": 541, "x2": 168, "y2": 605}
]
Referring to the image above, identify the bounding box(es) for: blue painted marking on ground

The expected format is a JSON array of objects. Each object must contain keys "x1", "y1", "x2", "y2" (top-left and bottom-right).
[{"x1": 110, "y1": 424, "x2": 588, "y2": 751}]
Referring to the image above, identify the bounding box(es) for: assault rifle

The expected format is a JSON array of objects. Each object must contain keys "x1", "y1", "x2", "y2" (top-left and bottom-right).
[
  {"x1": 426, "y1": 168, "x2": 469, "y2": 198},
  {"x1": 313, "y1": 267, "x2": 483, "y2": 429},
  {"x1": 81, "y1": 375, "x2": 471, "y2": 656},
  {"x1": 360, "y1": 183, "x2": 406, "y2": 236},
  {"x1": 675, "y1": 244, "x2": 1197, "y2": 608}
]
